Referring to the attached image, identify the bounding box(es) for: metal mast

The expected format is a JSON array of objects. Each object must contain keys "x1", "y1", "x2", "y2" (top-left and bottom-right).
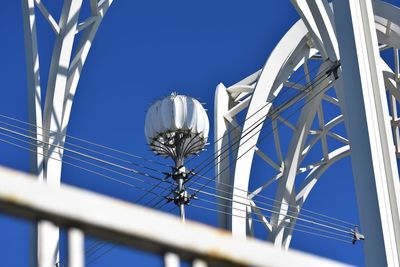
[{"x1": 145, "y1": 93, "x2": 209, "y2": 222}]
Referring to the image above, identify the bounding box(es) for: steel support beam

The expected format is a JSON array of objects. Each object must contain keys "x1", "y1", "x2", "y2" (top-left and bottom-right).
[
  {"x1": 214, "y1": 83, "x2": 232, "y2": 230},
  {"x1": 22, "y1": 0, "x2": 44, "y2": 181},
  {"x1": 333, "y1": 0, "x2": 400, "y2": 266}
]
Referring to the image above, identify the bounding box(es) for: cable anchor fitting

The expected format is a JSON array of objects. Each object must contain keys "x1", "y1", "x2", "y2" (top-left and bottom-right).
[
  {"x1": 325, "y1": 60, "x2": 341, "y2": 80},
  {"x1": 171, "y1": 166, "x2": 190, "y2": 206},
  {"x1": 351, "y1": 225, "x2": 365, "y2": 244}
]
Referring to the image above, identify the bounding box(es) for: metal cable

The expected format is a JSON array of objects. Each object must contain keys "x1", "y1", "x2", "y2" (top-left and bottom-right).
[
  {"x1": 195, "y1": 197, "x2": 353, "y2": 239},
  {"x1": 0, "y1": 119, "x2": 169, "y2": 176},
  {"x1": 138, "y1": 62, "x2": 332, "y2": 216},
  {"x1": 0, "y1": 132, "x2": 354, "y2": 237},
  {"x1": 189, "y1": 62, "x2": 335, "y2": 183},
  {"x1": 0, "y1": 136, "x2": 171, "y2": 201},
  {"x1": 184, "y1": 61, "x2": 325, "y2": 167},
  {"x1": 189, "y1": 204, "x2": 353, "y2": 244},
  {"x1": 189, "y1": 185, "x2": 352, "y2": 235},
  {"x1": 69, "y1": 57, "x2": 327, "y2": 267},
  {"x1": 0, "y1": 129, "x2": 175, "y2": 193},
  {"x1": 188, "y1": 64, "x2": 335, "y2": 198},
  {"x1": 0, "y1": 113, "x2": 172, "y2": 168},
  {"x1": 0, "y1": 125, "x2": 170, "y2": 184},
  {"x1": 0, "y1": 119, "x2": 355, "y2": 232},
  {"x1": 0, "y1": 115, "x2": 356, "y2": 234},
  {"x1": 188, "y1": 172, "x2": 355, "y2": 227},
  {"x1": 86, "y1": 244, "x2": 115, "y2": 265},
  {"x1": 184, "y1": 64, "x2": 351, "y2": 232}
]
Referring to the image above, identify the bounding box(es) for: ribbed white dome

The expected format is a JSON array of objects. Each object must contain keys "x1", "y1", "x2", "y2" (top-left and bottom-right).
[{"x1": 145, "y1": 93, "x2": 209, "y2": 163}]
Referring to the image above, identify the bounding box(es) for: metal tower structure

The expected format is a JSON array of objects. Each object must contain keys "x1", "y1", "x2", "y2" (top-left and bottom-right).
[
  {"x1": 214, "y1": 0, "x2": 400, "y2": 266},
  {"x1": 20, "y1": 0, "x2": 400, "y2": 266},
  {"x1": 22, "y1": 0, "x2": 113, "y2": 266}
]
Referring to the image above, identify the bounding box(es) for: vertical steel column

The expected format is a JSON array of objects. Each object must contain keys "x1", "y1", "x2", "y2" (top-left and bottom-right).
[
  {"x1": 214, "y1": 83, "x2": 232, "y2": 230},
  {"x1": 333, "y1": 0, "x2": 400, "y2": 266},
  {"x1": 22, "y1": 1, "x2": 44, "y2": 266},
  {"x1": 22, "y1": 0, "x2": 44, "y2": 180}
]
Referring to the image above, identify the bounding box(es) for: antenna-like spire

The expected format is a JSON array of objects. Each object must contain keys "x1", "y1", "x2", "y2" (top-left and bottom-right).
[{"x1": 145, "y1": 93, "x2": 209, "y2": 221}]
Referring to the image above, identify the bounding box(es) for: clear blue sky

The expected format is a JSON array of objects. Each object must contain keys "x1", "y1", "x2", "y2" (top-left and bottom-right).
[{"x1": 3, "y1": 0, "x2": 398, "y2": 266}]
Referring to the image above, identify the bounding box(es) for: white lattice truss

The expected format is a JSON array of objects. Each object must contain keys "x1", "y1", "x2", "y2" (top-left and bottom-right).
[
  {"x1": 214, "y1": 1, "x2": 400, "y2": 266},
  {"x1": 22, "y1": 0, "x2": 113, "y2": 266}
]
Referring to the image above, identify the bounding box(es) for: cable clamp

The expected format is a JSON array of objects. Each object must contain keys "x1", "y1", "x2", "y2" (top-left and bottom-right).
[
  {"x1": 351, "y1": 225, "x2": 365, "y2": 244},
  {"x1": 173, "y1": 189, "x2": 191, "y2": 206},
  {"x1": 171, "y1": 166, "x2": 189, "y2": 182}
]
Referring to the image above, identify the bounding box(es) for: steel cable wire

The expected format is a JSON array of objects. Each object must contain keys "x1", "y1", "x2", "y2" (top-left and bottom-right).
[
  {"x1": 0, "y1": 84, "x2": 354, "y2": 237},
  {"x1": 0, "y1": 113, "x2": 172, "y2": 168},
  {"x1": 55, "y1": 58, "x2": 328, "y2": 267},
  {"x1": 0, "y1": 117, "x2": 170, "y2": 176},
  {"x1": 188, "y1": 172, "x2": 355, "y2": 229},
  {"x1": 0, "y1": 107, "x2": 353, "y2": 230},
  {"x1": 0, "y1": 136, "x2": 171, "y2": 201},
  {"x1": 183, "y1": 64, "x2": 351, "y2": 234},
  {"x1": 0, "y1": 128, "x2": 175, "y2": 189},
  {"x1": 195, "y1": 197, "x2": 353, "y2": 239},
  {"x1": 140, "y1": 62, "x2": 332, "y2": 211},
  {"x1": 189, "y1": 185, "x2": 352, "y2": 236},
  {"x1": 0, "y1": 108, "x2": 355, "y2": 234},
  {"x1": 188, "y1": 62, "x2": 336, "y2": 184},
  {"x1": 0, "y1": 129, "x2": 355, "y2": 238},
  {"x1": 189, "y1": 204, "x2": 353, "y2": 244},
  {"x1": 184, "y1": 61, "x2": 325, "y2": 168},
  {"x1": 0, "y1": 64, "x2": 339, "y2": 229},
  {"x1": 0, "y1": 134, "x2": 355, "y2": 265},
  {"x1": 187, "y1": 63, "x2": 337, "y2": 198},
  {"x1": 0, "y1": 122, "x2": 169, "y2": 178}
]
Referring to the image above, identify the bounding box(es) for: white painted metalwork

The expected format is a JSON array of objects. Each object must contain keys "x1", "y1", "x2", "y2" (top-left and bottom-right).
[
  {"x1": 21, "y1": 0, "x2": 114, "y2": 266},
  {"x1": 145, "y1": 93, "x2": 209, "y2": 163},
  {"x1": 333, "y1": 1, "x2": 400, "y2": 265},
  {"x1": 20, "y1": 0, "x2": 400, "y2": 265},
  {"x1": 214, "y1": 0, "x2": 400, "y2": 266},
  {"x1": 68, "y1": 228, "x2": 85, "y2": 267},
  {"x1": 0, "y1": 166, "x2": 350, "y2": 267}
]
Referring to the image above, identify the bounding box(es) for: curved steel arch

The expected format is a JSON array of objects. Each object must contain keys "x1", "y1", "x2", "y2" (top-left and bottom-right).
[{"x1": 214, "y1": 0, "x2": 400, "y2": 265}]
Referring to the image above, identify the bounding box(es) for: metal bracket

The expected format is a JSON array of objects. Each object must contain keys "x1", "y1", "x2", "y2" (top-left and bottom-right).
[{"x1": 351, "y1": 226, "x2": 365, "y2": 244}]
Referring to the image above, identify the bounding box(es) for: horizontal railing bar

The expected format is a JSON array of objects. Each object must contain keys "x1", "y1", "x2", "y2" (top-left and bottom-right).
[{"x1": 0, "y1": 166, "x2": 349, "y2": 267}]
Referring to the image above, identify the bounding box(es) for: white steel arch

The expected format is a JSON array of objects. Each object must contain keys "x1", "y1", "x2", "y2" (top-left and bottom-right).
[
  {"x1": 214, "y1": 0, "x2": 400, "y2": 266},
  {"x1": 22, "y1": 0, "x2": 114, "y2": 266}
]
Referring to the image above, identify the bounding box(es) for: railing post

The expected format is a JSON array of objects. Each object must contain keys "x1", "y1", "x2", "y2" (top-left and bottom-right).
[
  {"x1": 68, "y1": 228, "x2": 84, "y2": 267},
  {"x1": 193, "y1": 259, "x2": 208, "y2": 267},
  {"x1": 164, "y1": 252, "x2": 180, "y2": 267}
]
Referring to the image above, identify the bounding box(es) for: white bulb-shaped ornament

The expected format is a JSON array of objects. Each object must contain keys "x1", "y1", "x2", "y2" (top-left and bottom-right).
[{"x1": 145, "y1": 93, "x2": 209, "y2": 166}]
